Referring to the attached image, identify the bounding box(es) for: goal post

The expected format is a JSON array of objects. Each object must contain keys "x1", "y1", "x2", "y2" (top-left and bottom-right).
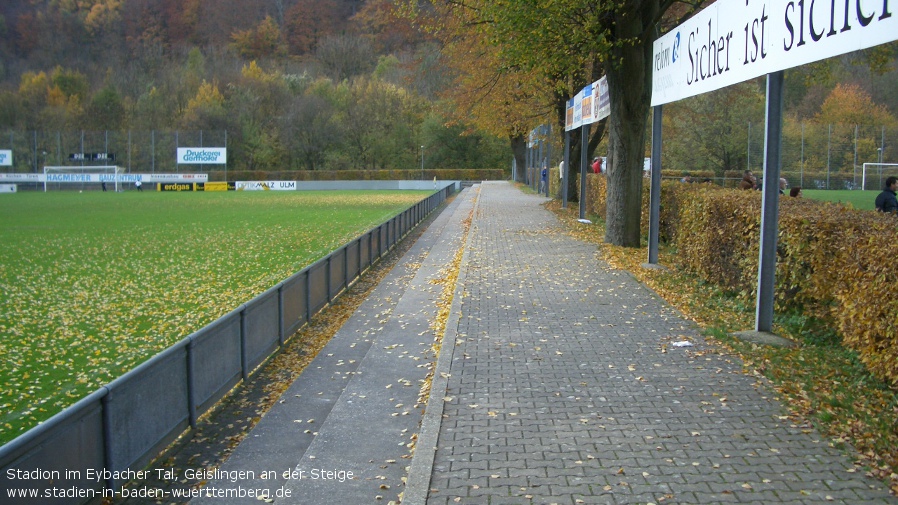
[
  {"x1": 862, "y1": 163, "x2": 898, "y2": 191},
  {"x1": 43, "y1": 165, "x2": 124, "y2": 192}
]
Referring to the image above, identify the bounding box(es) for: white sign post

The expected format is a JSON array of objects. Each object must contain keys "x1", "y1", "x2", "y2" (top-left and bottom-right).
[{"x1": 649, "y1": 0, "x2": 898, "y2": 334}]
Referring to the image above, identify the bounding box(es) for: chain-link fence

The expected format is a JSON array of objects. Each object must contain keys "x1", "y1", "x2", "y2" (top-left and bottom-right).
[
  {"x1": 748, "y1": 122, "x2": 895, "y2": 189},
  {"x1": 665, "y1": 122, "x2": 898, "y2": 190}
]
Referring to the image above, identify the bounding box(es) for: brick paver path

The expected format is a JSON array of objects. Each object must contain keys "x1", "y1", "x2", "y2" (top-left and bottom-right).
[{"x1": 425, "y1": 181, "x2": 895, "y2": 505}]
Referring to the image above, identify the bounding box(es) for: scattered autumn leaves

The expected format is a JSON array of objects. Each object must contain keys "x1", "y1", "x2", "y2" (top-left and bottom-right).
[
  {"x1": 0, "y1": 190, "x2": 430, "y2": 444},
  {"x1": 545, "y1": 197, "x2": 898, "y2": 496}
]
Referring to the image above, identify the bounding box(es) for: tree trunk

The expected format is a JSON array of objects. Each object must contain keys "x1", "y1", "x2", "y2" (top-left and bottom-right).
[
  {"x1": 510, "y1": 134, "x2": 526, "y2": 183},
  {"x1": 604, "y1": 5, "x2": 657, "y2": 247}
]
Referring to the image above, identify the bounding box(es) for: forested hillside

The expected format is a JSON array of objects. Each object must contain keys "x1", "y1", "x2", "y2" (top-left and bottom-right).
[
  {"x1": 0, "y1": 0, "x2": 507, "y2": 171},
  {"x1": 1, "y1": 0, "x2": 897, "y2": 176}
]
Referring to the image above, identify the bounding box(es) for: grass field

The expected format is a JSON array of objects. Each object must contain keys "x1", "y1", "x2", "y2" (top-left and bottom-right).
[
  {"x1": 0, "y1": 190, "x2": 430, "y2": 444},
  {"x1": 802, "y1": 189, "x2": 878, "y2": 210}
]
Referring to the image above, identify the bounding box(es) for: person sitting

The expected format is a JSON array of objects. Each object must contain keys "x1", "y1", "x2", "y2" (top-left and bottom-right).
[
  {"x1": 875, "y1": 176, "x2": 898, "y2": 213},
  {"x1": 789, "y1": 187, "x2": 802, "y2": 198},
  {"x1": 739, "y1": 171, "x2": 756, "y2": 190}
]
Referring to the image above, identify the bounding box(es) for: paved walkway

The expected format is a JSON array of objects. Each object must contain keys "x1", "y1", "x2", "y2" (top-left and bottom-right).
[
  {"x1": 190, "y1": 181, "x2": 895, "y2": 505},
  {"x1": 189, "y1": 185, "x2": 476, "y2": 505},
  {"x1": 409, "y1": 182, "x2": 895, "y2": 505}
]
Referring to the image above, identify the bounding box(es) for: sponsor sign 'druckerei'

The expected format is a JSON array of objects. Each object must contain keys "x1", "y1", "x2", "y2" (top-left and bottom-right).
[
  {"x1": 0, "y1": 150, "x2": 11, "y2": 166},
  {"x1": 177, "y1": 147, "x2": 227, "y2": 164},
  {"x1": 652, "y1": 0, "x2": 897, "y2": 106},
  {"x1": 236, "y1": 181, "x2": 297, "y2": 191}
]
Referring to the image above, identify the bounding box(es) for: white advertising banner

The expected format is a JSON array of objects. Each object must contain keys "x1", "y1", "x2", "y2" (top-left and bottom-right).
[
  {"x1": 581, "y1": 82, "x2": 595, "y2": 125},
  {"x1": 236, "y1": 181, "x2": 297, "y2": 191},
  {"x1": 0, "y1": 150, "x2": 11, "y2": 167},
  {"x1": 0, "y1": 173, "x2": 209, "y2": 183},
  {"x1": 177, "y1": 147, "x2": 227, "y2": 164},
  {"x1": 652, "y1": 0, "x2": 898, "y2": 106},
  {"x1": 145, "y1": 173, "x2": 209, "y2": 182},
  {"x1": 568, "y1": 77, "x2": 611, "y2": 130},
  {"x1": 594, "y1": 77, "x2": 611, "y2": 121},
  {"x1": 565, "y1": 98, "x2": 576, "y2": 131},
  {"x1": 0, "y1": 173, "x2": 39, "y2": 183}
]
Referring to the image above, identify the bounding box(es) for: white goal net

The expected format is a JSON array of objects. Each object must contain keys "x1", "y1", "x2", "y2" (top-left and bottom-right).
[
  {"x1": 862, "y1": 163, "x2": 898, "y2": 191},
  {"x1": 43, "y1": 165, "x2": 124, "y2": 192}
]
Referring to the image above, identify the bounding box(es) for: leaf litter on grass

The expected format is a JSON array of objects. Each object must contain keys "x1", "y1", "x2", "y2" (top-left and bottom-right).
[{"x1": 0, "y1": 190, "x2": 429, "y2": 443}]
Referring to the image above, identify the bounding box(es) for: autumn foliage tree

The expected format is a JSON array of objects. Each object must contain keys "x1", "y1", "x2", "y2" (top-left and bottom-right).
[
  {"x1": 231, "y1": 16, "x2": 287, "y2": 60},
  {"x1": 403, "y1": 2, "x2": 556, "y2": 183},
  {"x1": 285, "y1": 0, "x2": 342, "y2": 55},
  {"x1": 815, "y1": 83, "x2": 897, "y2": 127},
  {"x1": 809, "y1": 83, "x2": 898, "y2": 172},
  {"x1": 407, "y1": 0, "x2": 702, "y2": 246}
]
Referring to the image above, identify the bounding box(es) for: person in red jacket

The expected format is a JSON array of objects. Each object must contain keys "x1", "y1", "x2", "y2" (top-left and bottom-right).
[{"x1": 592, "y1": 157, "x2": 602, "y2": 174}]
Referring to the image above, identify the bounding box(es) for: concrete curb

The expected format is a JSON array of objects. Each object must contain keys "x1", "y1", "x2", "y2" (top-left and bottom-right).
[{"x1": 403, "y1": 185, "x2": 479, "y2": 504}]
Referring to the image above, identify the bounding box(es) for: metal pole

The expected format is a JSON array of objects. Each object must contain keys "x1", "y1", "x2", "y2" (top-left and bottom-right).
[
  {"x1": 755, "y1": 71, "x2": 785, "y2": 333},
  {"x1": 854, "y1": 124, "x2": 858, "y2": 188},
  {"x1": 420, "y1": 145, "x2": 424, "y2": 180},
  {"x1": 538, "y1": 132, "x2": 544, "y2": 194},
  {"x1": 747, "y1": 121, "x2": 751, "y2": 172},
  {"x1": 525, "y1": 141, "x2": 530, "y2": 185},
  {"x1": 532, "y1": 141, "x2": 537, "y2": 191},
  {"x1": 826, "y1": 124, "x2": 831, "y2": 189},
  {"x1": 579, "y1": 124, "x2": 589, "y2": 220},
  {"x1": 647, "y1": 105, "x2": 663, "y2": 265},
  {"x1": 563, "y1": 129, "x2": 570, "y2": 209},
  {"x1": 545, "y1": 123, "x2": 552, "y2": 198},
  {"x1": 800, "y1": 123, "x2": 804, "y2": 188}
]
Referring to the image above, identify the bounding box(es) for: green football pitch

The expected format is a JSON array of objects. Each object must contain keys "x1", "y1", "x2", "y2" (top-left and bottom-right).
[
  {"x1": 0, "y1": 190, "x2": 430, "y2": 443},
  {"x1": 801, "y1": 189, "x2": 879, "y2": 210}
]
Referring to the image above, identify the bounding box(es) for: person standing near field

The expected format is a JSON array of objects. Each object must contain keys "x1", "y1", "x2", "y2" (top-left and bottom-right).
[
  {"x1": 875, "y1": 177, "x2": 898, "y2": 213},
  {"x1": 135, "y1": 180, "x2": 143, "y2": 192}
]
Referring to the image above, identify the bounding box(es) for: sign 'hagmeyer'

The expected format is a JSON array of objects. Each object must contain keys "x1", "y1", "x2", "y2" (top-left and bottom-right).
[
  {"x1": 651, "y1": 0, "x2": 897, "y2": 106},
  {"x1": 177, "y1": 147, "x2": 227, "y2": 164}
]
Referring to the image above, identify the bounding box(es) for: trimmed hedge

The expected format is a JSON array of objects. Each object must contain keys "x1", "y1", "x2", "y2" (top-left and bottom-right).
[
  {"x1": 578, "y1": 178, "x2": 898, "y2": 386},
  {"x1": 208, "y1": 169, "x2": 505, "y2": 182}
]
